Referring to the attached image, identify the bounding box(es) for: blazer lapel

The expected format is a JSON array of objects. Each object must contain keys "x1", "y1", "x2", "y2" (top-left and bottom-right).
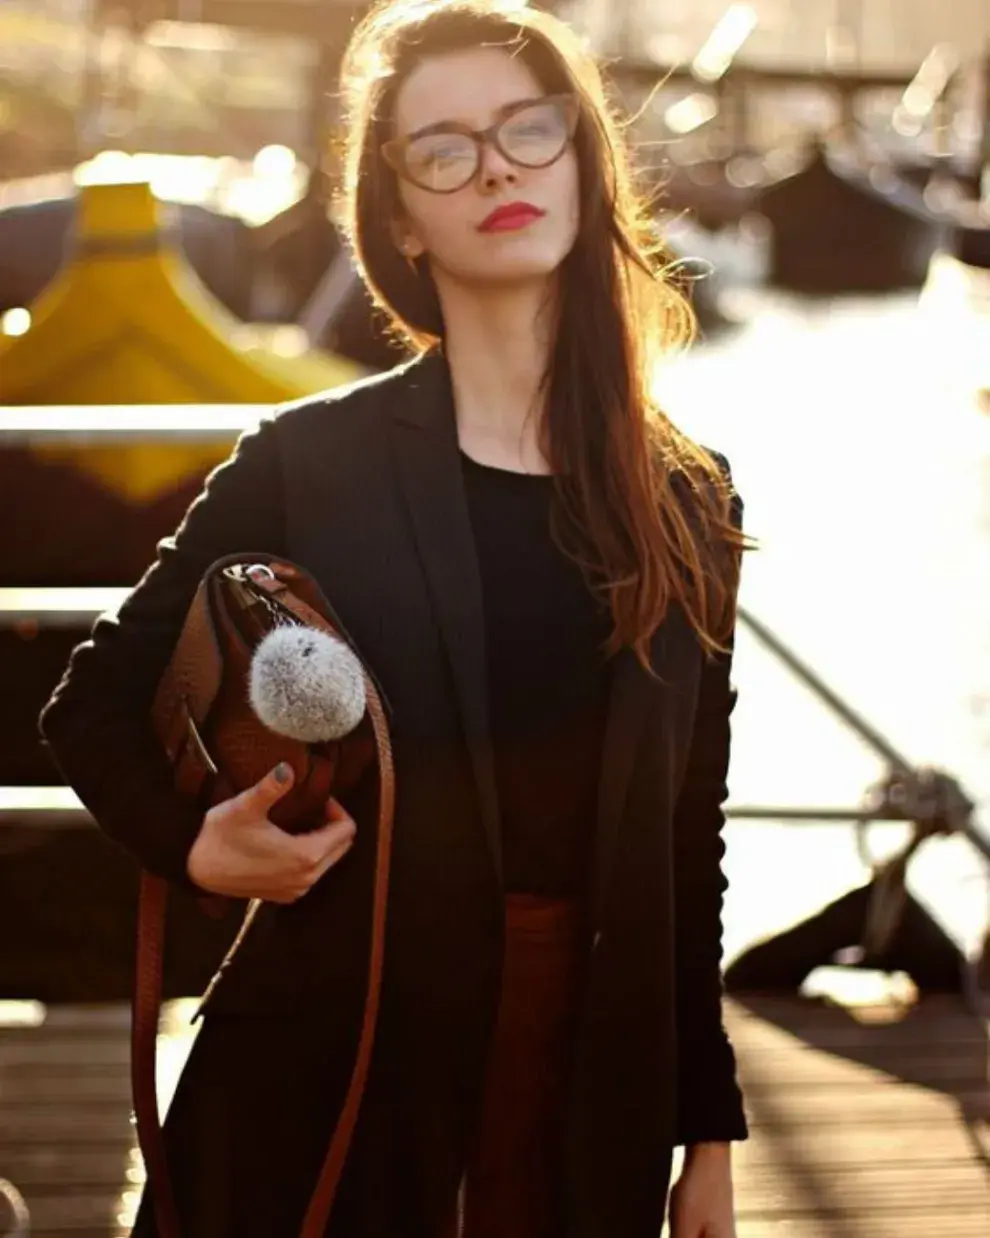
[
  {"x1": 590, "y1": 596, "x2": 708, "y2": 931},
  {"x1": 590, "y1": 637, "x2": 661, "y2": 931},
  {"x1": 389, "y1": 350, "x2": 503, "y2": 885}
]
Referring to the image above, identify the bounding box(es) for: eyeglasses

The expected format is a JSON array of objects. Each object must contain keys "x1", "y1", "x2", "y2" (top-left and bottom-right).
[{"x1": 381, "y1": 94, "x2": 579, "y2": 194}]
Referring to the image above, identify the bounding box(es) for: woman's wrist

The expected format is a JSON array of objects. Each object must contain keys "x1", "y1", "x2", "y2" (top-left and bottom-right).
[{"x1": 683, "y1": 1141, "x2": 732, "y2": 1165}]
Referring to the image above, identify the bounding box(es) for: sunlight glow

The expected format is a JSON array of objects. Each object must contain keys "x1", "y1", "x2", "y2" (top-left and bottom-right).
[
  {"x1": 69, "y1": 151, "x2": 306, "y2": 226},
  {"x1": 0, "y1": 785, "x2": 84, "y2": 811},
  {"x1": 899, "y1": 44, "x2": 958, "y2": 119},
  {"x1": 253, "y1": 144, "x2": 297, "y2": 181},
  {"x1": 0, "y1": 1000, "x2": 45, "y2": 1028},
  {"x1": 665, "y1": 93, "x2": 719, "y2": 135},
  {"x1": 1, "y1": 307, "x2": 31, "y2": 336},
  {"x1": 692, "y1": 5, "x2": 758, "y2": 83}
]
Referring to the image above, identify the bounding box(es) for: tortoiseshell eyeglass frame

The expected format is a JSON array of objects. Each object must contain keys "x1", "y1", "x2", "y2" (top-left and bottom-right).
[{"x1": 380, "y1": 93, "x2": 580, "y2": 194}]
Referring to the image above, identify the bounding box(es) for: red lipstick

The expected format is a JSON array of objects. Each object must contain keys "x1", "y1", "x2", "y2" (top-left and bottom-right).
[{"x1": 477, "y1": 202, "x2": 546, "y2": 233}]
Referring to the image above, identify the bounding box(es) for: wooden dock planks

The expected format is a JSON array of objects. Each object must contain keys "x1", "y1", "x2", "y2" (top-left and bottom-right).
[
  {"x1": 0, "y1": 995, "x2": 987, "y2": 1236},
  {"x1": 726, "y1": 995, "x2": 990, "y2": 1237}
]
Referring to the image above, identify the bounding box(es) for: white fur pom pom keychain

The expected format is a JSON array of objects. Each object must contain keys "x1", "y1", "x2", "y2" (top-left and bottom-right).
[{"x1": 248, "y1": 625, "x2": 367, "y2": 743}]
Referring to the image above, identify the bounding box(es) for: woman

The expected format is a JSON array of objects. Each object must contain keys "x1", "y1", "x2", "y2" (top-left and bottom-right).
[{"x1": 39, "y1": 2, "x2": 755, "y2": 1235}]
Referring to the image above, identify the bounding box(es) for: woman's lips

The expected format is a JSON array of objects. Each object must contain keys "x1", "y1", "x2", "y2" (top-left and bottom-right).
[{"x1": 477, "y1": 203, "x2": 546, "y2": 233}]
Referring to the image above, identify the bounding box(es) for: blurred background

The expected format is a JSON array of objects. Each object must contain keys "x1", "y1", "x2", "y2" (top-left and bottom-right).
[{"x1": 0, "y1": 1, "x2": 988, "y2": 1235}]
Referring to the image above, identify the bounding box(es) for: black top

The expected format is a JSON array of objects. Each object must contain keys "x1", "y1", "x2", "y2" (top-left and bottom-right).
[{"x1": 460, "y1": 451, "x2": 613, "y2": 899}]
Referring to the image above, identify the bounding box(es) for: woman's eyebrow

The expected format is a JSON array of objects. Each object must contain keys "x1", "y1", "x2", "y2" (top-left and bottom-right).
[{"x1": 404, "y1": 96, "x2": 544, "y2": 140}]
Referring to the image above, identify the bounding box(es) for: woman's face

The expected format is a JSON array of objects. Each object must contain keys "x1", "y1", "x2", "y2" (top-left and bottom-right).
[{"x1": 389, "y1": 46, "x2": 581, "y2": 289}]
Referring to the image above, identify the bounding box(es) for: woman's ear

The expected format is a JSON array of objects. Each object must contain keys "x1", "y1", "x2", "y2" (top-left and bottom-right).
[{"x1": 389, "y1": 217, "x2": 426, "y2": 260}]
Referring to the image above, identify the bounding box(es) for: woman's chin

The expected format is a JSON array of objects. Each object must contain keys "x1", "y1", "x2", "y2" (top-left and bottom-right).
[
  {"x1": 493, "y1": 266, "x2": 559, "y2": 288},
  {"x1": 460, "y1": 254, "x2": 567, "y2": 290}
]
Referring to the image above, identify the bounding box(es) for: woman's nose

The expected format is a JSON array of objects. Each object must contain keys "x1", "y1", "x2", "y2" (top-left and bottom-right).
[{"x1": 477, "y1": 140, "x2": 518, "y2": 190}]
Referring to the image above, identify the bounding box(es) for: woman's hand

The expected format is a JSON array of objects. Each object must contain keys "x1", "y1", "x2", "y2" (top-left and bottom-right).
[
  {"x1": 668, "y1": 1142, "x2": 736, "y2": 1238},
  {"x1": 187, "y1": 762, "x2": 357, "y2": 903}
]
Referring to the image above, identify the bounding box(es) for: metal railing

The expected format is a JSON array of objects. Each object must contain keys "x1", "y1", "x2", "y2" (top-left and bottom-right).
[
  {"x1": 732, "y1": 608, "x2": 989, "y2": 866},
  {"x1": 0, "y1": 405, "x2": 266, "y2": 444},
  {"x1": 0, "y1": 588, "x2": 127, "y2": 628}
]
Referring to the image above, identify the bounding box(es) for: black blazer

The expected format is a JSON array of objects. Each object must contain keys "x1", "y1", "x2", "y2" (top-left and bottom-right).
[{"x1": 39, "y1": 348, "x2": 748, "y2": 1238}]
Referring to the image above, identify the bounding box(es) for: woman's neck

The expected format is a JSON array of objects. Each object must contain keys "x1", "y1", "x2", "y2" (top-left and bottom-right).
[{"x1": 436, "y1": 277, "x2": 556, "y2": 473}]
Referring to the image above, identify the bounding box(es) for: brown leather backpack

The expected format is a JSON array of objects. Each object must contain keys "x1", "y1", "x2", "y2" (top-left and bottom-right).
[{"x1": 138, "y1": 553, "x2": 394, "y2": 1237}]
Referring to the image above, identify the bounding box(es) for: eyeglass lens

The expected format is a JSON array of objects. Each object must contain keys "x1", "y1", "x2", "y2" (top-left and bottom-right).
[{"x1": 403, "y1": 99, "x2": 571, "y2": 192}]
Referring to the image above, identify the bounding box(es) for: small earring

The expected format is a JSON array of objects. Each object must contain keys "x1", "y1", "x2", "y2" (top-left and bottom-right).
[{"x1": 404, "y1": 250, "x2": 419, "y2": 276}]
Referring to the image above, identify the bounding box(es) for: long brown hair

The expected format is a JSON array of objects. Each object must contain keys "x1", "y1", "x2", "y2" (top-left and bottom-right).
[{"x1": 337, "y1": 0, "x2": 756, "y2": 670}]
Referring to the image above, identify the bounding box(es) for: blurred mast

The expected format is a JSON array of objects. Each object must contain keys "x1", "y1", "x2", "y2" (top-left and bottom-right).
[{"x1": 982, "y1": 45, "x2": 990, "y2": 183}]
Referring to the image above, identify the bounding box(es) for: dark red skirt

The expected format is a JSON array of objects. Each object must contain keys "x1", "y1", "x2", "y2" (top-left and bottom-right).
[{"x1": 455, "y1": 894, "x2": 588, "y2": 1238}]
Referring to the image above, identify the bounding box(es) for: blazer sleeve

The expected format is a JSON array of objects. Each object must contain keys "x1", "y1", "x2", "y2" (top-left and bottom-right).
[
  {"x1": 671, "y1": 451, "x2": 749, "y2": 1145},
  {"x1": 38, "y1": 416, "x2": 286, "y2": 889}
]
